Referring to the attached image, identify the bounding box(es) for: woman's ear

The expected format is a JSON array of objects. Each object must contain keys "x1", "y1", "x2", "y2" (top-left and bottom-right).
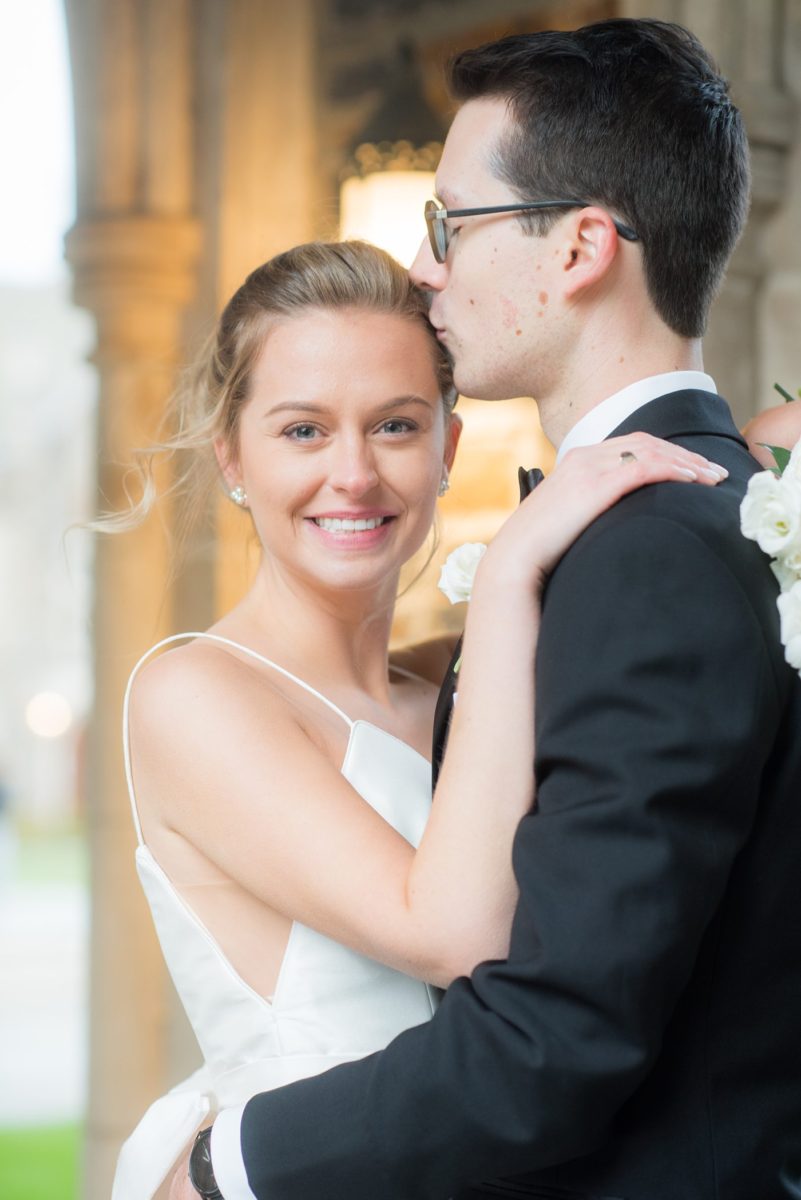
[
  {"x1": 444, "y1": 412, "x2": 463, "y2": 472},
  {"x1": 561, "y1": 207, "x2": 621, "y2": 300},
  {"x1": 214, "y1": 436, "x2": 240, "y2": 491}
]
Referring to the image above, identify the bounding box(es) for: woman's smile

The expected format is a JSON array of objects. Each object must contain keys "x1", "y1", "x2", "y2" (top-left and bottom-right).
[{"x1": 306, "y1": 510, "x2": 397, "y2": 549}]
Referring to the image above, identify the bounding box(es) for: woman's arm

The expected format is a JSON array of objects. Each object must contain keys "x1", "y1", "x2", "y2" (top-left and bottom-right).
[{"x1": 131, "y1": 434, "x2": 726, "y2": 988}]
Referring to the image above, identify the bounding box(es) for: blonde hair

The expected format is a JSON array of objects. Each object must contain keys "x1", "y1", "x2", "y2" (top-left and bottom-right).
[{"x1": 99, "y1": 241, "x2": 455, "y2": 536}]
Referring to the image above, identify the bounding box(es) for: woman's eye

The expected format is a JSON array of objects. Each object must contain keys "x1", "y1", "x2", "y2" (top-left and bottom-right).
[
  {"x1": 380, "y1": 419, "x2": 416, "y2": 435},
  {"x1": 285, "y1": 423, "x2": 319, "y2": 441}
]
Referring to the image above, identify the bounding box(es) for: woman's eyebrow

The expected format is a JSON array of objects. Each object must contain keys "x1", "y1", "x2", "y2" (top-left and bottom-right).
[{"x1": 265, "y1": 395, "x2": 433, "y2": 418}]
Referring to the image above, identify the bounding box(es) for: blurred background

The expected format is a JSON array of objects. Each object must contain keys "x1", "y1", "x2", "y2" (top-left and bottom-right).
[{"x1": 1, "y1": 1, "x2": 799, "y2": 1197}]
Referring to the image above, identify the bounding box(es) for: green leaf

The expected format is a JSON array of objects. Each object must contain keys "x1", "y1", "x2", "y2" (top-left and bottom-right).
[
  {"x1": 758, "y1": 442, "x2": 792, "y2": 475},
  {"x1": 773, "y1": 382, "x2": 798, "y2": 404}
]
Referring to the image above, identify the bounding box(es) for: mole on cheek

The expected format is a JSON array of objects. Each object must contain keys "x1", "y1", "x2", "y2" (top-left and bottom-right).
[
  {"x1": 515, "y1": 329, "x2": 522, "y2": 336},
  {"x1": 469, "y1": 299, "x2": 475, "y2": 305},
  {"x1": 538, "y1": 291, "x2": 549, "y2": 305}
]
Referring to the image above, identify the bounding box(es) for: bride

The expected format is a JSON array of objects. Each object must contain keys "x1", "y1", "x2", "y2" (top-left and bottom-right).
[{"x1": 110, "y1": 240, "x2": 726, "y2": 1199}]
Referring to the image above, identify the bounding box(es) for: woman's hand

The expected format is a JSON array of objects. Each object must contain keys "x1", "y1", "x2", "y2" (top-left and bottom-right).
[{"x1": 477, "y1": 433, "x2": 728, "y2": 597}]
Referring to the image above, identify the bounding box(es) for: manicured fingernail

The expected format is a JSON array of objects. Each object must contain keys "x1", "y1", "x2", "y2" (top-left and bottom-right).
[
  {"x1": 703, "y1": 465, "x2": 728, "y2": 480},
  {"x1": 679, "y1": 467, "x2": 698, "y2": 479}
]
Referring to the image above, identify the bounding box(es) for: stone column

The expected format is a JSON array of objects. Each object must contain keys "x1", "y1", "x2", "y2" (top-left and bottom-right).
[
  {"x1": 209, "y1": 0, "x2": 320, "y2": 617},
  {"x1": 757, "y1": 1, "x2": 801, "y2": 409},
  {"x1": 62, "y1": 3, "x2": 200, "y2": 1196}
]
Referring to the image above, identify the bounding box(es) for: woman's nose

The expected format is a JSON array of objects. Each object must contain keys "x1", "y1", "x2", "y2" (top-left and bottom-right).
[{"x1": 329, "y1": 438, "x2": 380, "y2": 497}]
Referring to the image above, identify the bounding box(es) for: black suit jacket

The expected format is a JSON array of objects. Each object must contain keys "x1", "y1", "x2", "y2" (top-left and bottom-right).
[{"x1": 240, "y1": 390, "x2": 801, "y2": 1200}]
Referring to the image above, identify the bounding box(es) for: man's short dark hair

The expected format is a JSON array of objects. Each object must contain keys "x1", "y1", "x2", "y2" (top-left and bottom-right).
[{"x1": 449, "y1": 18, "x2": 750, "y2": 338}]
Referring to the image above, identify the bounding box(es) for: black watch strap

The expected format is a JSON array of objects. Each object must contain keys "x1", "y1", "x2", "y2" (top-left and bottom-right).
[{"x1": 189, "y1": 1125, "x2": 223, "y2": 1199}]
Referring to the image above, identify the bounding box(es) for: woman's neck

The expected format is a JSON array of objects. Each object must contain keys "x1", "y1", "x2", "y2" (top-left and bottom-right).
[{"x1": 221, "y1": 563, "x2": 399, "y2": 704}]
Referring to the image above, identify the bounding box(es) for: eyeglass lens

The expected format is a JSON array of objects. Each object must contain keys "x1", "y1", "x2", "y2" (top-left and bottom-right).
[{"x1": 424, "y1": 201, "x2": 447, "y2": 263}]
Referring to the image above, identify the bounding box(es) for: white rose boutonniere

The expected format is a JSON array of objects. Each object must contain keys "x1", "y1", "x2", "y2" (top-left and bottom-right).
[
  {"x1": 438, "y1": 542, "x2": 487, "y2": 604},
  {"x1": 740, "y1": 432, "x2": 801, "y2": 676}
]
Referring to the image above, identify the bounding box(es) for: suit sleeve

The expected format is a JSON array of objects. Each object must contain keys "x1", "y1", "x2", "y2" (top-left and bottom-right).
[{"x1": 237, "y1": 511, "x2": 781, "y2": 1200}]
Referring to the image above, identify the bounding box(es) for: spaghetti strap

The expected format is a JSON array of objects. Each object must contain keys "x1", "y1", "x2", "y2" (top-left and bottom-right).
[{"x1": 122, "y1": 632, "x2": 354, "y2": 847}]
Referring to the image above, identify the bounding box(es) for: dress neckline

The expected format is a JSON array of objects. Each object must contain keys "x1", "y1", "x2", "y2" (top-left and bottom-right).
[{"x1": 347, "y1": 719, "x2": 430, "y2": 772}]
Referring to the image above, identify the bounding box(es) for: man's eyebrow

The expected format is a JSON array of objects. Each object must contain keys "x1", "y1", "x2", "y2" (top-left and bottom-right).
[{"x1": 264, "y1": 395, "x2": 433, "y2": 418}]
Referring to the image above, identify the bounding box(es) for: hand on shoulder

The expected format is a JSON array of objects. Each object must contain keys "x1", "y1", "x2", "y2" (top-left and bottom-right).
[{"x1": 477, "y1": 432, "x2": 728, "y2": 598}]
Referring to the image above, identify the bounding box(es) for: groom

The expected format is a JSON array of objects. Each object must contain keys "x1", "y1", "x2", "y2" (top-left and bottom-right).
[{"x1": 185, "y1": 18, "x2": 801, "y2": 1200}]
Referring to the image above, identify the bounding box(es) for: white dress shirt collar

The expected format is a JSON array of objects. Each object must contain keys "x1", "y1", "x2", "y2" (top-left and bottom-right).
[{"x1": 555, "y1": 371, "x2": 717, "y2": 463}]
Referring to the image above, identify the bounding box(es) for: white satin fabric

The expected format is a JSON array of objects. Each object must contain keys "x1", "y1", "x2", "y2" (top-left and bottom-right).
[{"x1": 113, "y1": 634, "x2": 438, "y2": 1200}]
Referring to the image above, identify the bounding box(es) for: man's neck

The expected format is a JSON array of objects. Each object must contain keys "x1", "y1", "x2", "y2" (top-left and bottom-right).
[{"x1": 539, "y1": 334, "x2": 705, "y2": 450}]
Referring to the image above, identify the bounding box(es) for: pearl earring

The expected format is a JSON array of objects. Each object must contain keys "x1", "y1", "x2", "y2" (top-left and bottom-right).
[
  {"x1": 438, "y1": 469, "x2": 450, "y2": 498},
  {"x1": 229, "y1": 485, "x2": 248, "y2": 507}
]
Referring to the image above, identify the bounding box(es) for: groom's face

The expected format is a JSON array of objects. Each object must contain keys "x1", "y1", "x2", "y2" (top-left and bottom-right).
[{"x1": 410, "y1": 97, "x2": 564, "y2": 403}]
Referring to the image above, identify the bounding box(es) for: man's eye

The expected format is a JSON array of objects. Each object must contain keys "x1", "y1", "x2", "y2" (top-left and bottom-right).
[{"x1": 285, "y1": 423, "x2": 319, "y2": 441}]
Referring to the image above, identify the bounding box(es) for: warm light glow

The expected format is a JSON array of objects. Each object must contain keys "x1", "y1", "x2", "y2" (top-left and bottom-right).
[
  {"x1": 26, "y1": 691, "x2": 73, "y2": 738},
  {"x1": 340, "y1": 170, "x2": 435, "y2": 268}
]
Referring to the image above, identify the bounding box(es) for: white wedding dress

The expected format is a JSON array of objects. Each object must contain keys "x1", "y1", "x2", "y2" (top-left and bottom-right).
[{"x1": 113, "y1": 633, "x2": 439, "y2": 1200}]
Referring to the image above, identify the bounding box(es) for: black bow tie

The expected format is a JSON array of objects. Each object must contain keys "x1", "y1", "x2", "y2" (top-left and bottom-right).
[{"x1": 518, "y1": 466, "x2": 545, "y2": 501}]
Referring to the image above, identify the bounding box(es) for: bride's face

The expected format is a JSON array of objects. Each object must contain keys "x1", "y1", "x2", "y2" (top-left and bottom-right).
[{"x1": 224, "y1": 306, "x2": 460, "y2": 598}]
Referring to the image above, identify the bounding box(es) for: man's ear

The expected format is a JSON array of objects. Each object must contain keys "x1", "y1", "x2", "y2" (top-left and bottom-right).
[
  {"x1": 214, "y1": 436, "x2": 240, "y2": 491},
  {"x1": 561, "y1": 207, "x2": 621, "y2": 299},
  {"x1": 444, "y1": 411, "x2": 463, "y2": 471}
]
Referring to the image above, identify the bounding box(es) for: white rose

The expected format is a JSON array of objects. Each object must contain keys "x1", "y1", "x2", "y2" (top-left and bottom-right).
[
  {"x1": 778, "y1": 541, "x2": 801, "y2": 578},
  {"x1": 740, "y1": 470, "x2": 801, "y2": 558},
  {"x1": 438, "y1": 542, "x2": 487, "y2": 604},
  {"x1": 782, "y1": 437, "x2": 801, "y2": 485},
  {"x1": 771, "y1": 557, "x2": 801, "y2": 594},
  {"x1": 777, "y1": 580, "x2": 801, "y2": 672}
]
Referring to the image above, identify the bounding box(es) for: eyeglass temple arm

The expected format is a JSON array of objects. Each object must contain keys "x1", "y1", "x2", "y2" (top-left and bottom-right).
[{"x1": 428, "y1": 201, "x2": 639, "y2": 242}]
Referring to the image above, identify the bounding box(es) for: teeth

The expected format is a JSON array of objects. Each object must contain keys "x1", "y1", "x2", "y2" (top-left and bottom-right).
[{"x1": 314, "y1": 516, "x2": 387, "y2": 532}]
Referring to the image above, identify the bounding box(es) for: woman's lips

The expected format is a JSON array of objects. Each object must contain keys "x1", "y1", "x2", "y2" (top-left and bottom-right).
[{"x1": 305, "y1": 514, "x2": 397, "y2": 548}]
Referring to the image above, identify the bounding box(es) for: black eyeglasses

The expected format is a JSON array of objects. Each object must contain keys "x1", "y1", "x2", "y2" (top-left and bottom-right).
[{"x1": 424, "y1": 199, "x2": 640, "y2": 264}]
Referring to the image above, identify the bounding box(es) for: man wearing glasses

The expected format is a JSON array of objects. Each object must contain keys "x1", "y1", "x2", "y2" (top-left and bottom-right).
[{"x1": 182, "y1": 17, "x2": 801, "y2": 1200}]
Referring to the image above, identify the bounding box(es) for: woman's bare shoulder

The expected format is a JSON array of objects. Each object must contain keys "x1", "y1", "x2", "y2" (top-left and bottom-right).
[
  {"x1": 391, "y1": 634, "x2": 460, "y2": 686},
  {"x1": 128, "y1": 636, "x2": 302, "y2": 752}
]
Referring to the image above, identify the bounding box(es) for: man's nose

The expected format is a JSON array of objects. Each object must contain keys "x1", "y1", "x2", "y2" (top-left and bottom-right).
[
  {"x1": 409, "y1": 235, "x2": 448, "y2": 292},
  {"x1": 329, "y1": 438, "x2": 380, "y2": 497}
]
